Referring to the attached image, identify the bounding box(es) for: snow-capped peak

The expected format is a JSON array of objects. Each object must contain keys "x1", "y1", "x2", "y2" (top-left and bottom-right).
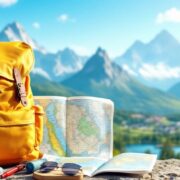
[{"x1": 0, "y1": 22, "x2": 47, "y2": 54}]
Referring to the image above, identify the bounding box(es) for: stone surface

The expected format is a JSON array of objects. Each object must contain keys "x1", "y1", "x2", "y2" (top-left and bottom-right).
[
  {"x1": 150, "y1": 159, "x2": 180, "y2": 180},
  {"x1": 5, "y1": 159, "x2": 180, "y2": 180}
]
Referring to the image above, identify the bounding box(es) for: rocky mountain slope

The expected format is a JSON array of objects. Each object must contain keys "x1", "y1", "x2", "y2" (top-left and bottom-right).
[{"x1": 63, "y1": 48, "x2": 180, "y2": 114}]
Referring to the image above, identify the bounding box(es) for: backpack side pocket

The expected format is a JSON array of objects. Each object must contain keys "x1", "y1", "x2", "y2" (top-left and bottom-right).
[{"x1": 34, "y1": 105, "x2": 44, "y2": 148}]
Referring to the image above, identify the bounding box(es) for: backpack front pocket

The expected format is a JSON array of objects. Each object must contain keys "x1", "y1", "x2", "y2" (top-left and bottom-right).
[
  {"x1": 34, "y1": 105, "x2": 44, "y2": 147},
  {"x1": 0, "y1": 109, "x2": 35, "y2": 163}
]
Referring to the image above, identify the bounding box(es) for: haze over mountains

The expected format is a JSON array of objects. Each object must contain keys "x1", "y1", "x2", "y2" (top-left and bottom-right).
[
  {"x1": 1, "y1": 22, "x2": 179, "y2": 89},
  {"x1": 115, "y1": 30, "x2": 180, "y2": 90},
  {"x1": 1, "y1": 22, "x2": 180, "y2": 114}
]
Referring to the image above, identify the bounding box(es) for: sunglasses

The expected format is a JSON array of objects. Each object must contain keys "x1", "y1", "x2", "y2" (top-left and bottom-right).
[{"x1": 40, "y1": 161, "x2": 82, "y2": 176}]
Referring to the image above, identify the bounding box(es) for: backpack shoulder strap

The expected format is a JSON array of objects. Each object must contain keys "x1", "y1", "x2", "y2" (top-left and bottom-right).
[{"x1": 13, "y1": 68, "x2": 28, "y2": 107}]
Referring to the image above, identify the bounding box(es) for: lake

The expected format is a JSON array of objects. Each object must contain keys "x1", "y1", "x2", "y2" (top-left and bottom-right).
[{"x1": 126, "y1": 144, "x2": 180, "y2": 157}]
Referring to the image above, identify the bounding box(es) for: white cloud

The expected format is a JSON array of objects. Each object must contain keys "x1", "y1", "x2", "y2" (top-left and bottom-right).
[
  {"x1": 57, "y1": 14, "x2": 76, "y2": 23},
  {"x1": 58, "y1": 14, "x2": 69, "y2": 22},
  {"x1": 0, "y1": 0, "x2": 18, "y2": 7},
  {"x1": 122, "y1": 64, "x2": 137, "y2": 76},
  {"x1": 32, "y1": 22, "x2": 40, "y2": 29},
  {"x1": 139, "y1": 63, "x2": 180, "y2": 80},
  {"x1": 32, "y1": 68, "x2": 51, "y2": 80},
  {"x1": 156, "y1": 8, "x2": 180, "y2": 24}
]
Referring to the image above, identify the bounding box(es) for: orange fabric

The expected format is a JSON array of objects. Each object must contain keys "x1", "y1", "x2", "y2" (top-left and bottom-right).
[{"x1": 0, "y1": 41, "x2": 44, "y2": 165}]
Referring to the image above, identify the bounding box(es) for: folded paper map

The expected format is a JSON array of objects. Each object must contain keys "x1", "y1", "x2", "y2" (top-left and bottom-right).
[
  {"x1": 35, "y1": 96, "x2": 157, "y2": 176},
  {"x1": 43, "y1": 153, "x2": 157, "y2": 176},
  {"x1": 35, "y1": 96, "x2": 114, "y2": 160}
]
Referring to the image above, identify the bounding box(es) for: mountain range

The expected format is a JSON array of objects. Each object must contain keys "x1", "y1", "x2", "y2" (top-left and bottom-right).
[
  {"x1": 62, "y1": 48, "x2": 180, "y2": 115},
  {"x1": 0, "y1": 22, "x2": 87, "y2": 81},
  {"x1": 115, "y1": 30, "x2": 180, "y2": 90},
  {"x1": 34, "y1": 47, "x2": 87, "y2": 81},
  {"x1": 1, "y1": 22, "x2": 180, "y2": 114}
]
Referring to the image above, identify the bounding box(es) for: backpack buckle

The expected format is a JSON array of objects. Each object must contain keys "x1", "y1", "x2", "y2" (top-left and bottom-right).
[{"x1": 13, "y1": 68, "x2": 28, "y2": 107}]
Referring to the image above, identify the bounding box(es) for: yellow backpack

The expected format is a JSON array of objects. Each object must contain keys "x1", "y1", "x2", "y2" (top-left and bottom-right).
[{"x1": 0, "y1": 41, "x2": 44, "y2": 165}]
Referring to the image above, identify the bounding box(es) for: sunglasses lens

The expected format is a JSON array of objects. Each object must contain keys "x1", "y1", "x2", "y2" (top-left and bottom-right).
[
  {"x1": 40, "y1": 167, "x2": 55, "y2": 173},
  {"x1": 40, "y1": 161, "x2": 58, "y2": 173},
  {"x1": 41, "y1": 161, "x2": 58, "y2": 168},
  {"x1": 62, "y1": 163, "x2": 81, "y2": 176}
]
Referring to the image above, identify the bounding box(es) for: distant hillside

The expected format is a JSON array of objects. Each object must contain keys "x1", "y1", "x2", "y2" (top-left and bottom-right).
[
  {"x1": 63, "y1": 48, "x2": 180, "y2": 115},
  {"x1": 31, "y1": 73, "x2": 81, "y2": 97},
  {"x1": 168, "y1": 82, "x2": 180, "y2": 98}
]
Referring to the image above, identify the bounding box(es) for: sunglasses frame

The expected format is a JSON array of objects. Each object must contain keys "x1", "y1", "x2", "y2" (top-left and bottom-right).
[{"x1": 39, "y1": 161, "x2": 82, "y2": 176}]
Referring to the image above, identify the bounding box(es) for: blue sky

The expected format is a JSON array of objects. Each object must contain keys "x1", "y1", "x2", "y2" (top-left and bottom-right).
[{"x1": 0, "y1": 0, "x2": 180, "y2": 57}]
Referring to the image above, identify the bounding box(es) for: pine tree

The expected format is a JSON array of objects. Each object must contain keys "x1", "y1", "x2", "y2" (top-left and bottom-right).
[{"x1": 159, "y1": 139, "x2": 175, "y2": 160}]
